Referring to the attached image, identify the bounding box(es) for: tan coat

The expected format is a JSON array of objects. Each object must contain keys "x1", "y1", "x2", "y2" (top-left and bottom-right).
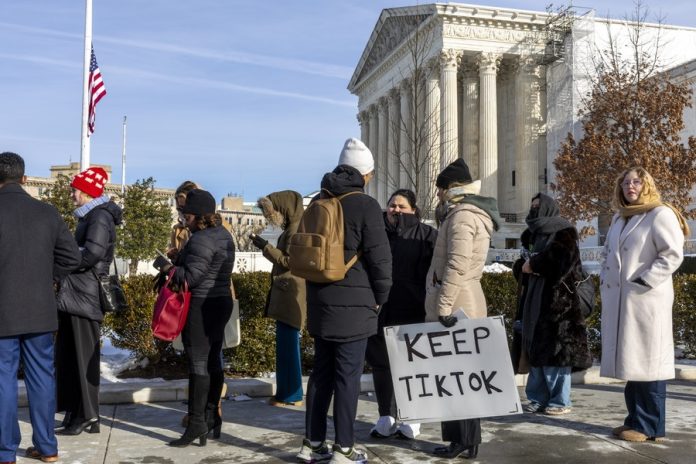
[
  {"x1": 599, "y1": 206, "x2": 684, "y2": 381},
  {"x1": 261, "y1": 191, "x2": 307, "y2": 330},
  {"x1": 425, "y1": 202, "x2": 494, "y2": 321}
]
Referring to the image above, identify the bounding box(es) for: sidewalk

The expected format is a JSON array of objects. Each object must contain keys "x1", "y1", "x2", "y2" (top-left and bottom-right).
[{"x1": 11, "y1": 368, "x2": 696, "y2": 463}]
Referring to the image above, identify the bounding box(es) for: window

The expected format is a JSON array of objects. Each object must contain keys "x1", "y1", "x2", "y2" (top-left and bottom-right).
[{"x1": 512, "y1": 170, "x2": 516, "y2": 187}]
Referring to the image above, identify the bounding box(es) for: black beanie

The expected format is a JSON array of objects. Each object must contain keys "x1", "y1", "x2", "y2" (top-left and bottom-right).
[
  {"x1": 436, "y1": 158, "x2": 472, "y2": 189},
  {"x1": 182, "y1": 189, "x2": 216, "y2": 216}
]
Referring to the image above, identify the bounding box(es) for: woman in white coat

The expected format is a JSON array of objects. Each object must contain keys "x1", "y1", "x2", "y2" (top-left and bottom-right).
[{"x1": 600, "y1": 167, "x2": 690, "y2": 443}]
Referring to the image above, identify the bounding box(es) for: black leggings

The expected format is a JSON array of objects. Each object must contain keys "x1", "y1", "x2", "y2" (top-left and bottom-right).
[{"x1": 182, "y1": 296, "x2": 232, "y2": 375}]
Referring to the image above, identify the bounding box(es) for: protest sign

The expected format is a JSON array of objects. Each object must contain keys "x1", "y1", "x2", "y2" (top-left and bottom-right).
[{"x1": 384, "y1": 315, "x2": 521, "y2": 423}]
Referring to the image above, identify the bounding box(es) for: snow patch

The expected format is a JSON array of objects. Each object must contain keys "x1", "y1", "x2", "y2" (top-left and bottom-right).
[{"x1": 484, "y1": 263, "x2": 511, "y2": 273}]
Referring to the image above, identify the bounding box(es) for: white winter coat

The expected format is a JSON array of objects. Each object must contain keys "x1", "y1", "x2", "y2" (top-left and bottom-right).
[{"x1": 599, "y1": 206, "x2": 684, "y2": 381}]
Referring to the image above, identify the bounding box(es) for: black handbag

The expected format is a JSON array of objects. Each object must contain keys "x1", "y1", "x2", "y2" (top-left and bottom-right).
[
  {"x1": 93, "y1": 261, "x2": 128, "y2": 314},
  {"x1": 561, "y1": 265, "x2": 596, "y2": 318}
]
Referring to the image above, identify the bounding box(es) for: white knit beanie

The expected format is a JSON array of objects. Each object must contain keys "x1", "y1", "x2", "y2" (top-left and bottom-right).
[{"x1": 338, "y1": 138, "x2": 374, "y2": 175}]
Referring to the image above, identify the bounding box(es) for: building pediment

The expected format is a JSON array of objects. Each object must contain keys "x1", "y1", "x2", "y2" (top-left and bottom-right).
[{"x1": 348, "y1": 5, "x2": 435, "y2": 92}]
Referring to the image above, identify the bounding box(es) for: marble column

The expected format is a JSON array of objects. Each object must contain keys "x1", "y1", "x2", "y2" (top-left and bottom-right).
[
  {"x1": 425, "y1": 58, "x2": 441, "y2": 213},
  {"x1": 387, "y1": 88, "x2": 400, "y2": 194},
  {"x1": 460, "y1": 57, "x2": 479, "y2": 178},
  {"x1": 439, "y1": 49, "x2": 460, "y2": 168},
  {"x1": 368, "y1": 105, "x2": 379, "y2": 199},
  {"x1": 377, "y1": 97, "x2": 389, "y2": 207},
  {"x1": 399, "y1": 80, "x2": 412, "y2": 189},
  {"x1": 515, "y1": 54, "x2": 543, "y2": 216},
  {"x1": 358, "y1": 111, "x2": 372, "y2": 196},
  {"x1": 477, "y1": 52, "x2": 501, "y2": 199}
]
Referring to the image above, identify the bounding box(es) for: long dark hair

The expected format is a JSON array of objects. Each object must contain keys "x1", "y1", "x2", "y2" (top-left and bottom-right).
[
  {"x1": 388, "y1": 189, "x2": 421, "y2": 219},
  {"x1": 190, "y1": 213, "x2": 223, "y2": 231}
]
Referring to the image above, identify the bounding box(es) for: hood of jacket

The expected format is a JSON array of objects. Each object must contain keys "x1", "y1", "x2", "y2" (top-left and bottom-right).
[
  {"x1": 262, "y1": 190, "x2": 303, "y2": 231},
  {"x1": 101, "y1": 200, "x2": 124, "y2": 226},
  {"x1": 320, "y1": 165, "x2": 365, "y2": 197},
  {"x1": 449, "y1": 195, "x2": 502, "y2": 231}
]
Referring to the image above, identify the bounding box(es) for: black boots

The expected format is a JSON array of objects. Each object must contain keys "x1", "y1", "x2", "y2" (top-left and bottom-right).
[
  {"x1": 205, "y1": 371, "x2": 225, "y2": 438},
  {"x1": 169, "y1": 374, "x2": 210, "y2": 447},
  {"x1": 433, "y1": 442, "x2": 479, "y2": 459}
]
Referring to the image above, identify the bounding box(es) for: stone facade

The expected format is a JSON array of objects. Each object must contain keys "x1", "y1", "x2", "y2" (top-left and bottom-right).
[{"x1": 349, "y1": 3, "x2": 696, "y2": 246}]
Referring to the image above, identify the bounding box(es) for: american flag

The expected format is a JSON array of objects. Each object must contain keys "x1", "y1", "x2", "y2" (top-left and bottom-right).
[{"x1": 87, "y1": 46, "x2": 106, "y2": 135}]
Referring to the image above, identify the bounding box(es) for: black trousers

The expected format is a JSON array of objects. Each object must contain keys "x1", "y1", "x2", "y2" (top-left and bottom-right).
[
  {"x1": 55, "y1": 312, "x2": 100, "y2": 422},
  {"x1": 441, "y1": 419, "x2": 482, "y2": 447},
  {"x1": 306, "y1": 337, "x2": 368, "y2": 448},
  {"x1": 365, "y1": 332, "x2": 397, "y2": 417},
  {"x1": 182, "y1": 296, "x2": 232, "y2": 376}
]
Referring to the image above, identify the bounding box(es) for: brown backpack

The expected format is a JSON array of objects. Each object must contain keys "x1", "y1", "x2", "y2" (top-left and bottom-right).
[{"x1": 288, "y1": 190, "x2": 362, "y2": 283}]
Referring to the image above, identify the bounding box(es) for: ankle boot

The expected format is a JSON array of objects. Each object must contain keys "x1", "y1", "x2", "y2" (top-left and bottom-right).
[{"x1": 169, "y1": 374, "x2": 210, "y2": 447}]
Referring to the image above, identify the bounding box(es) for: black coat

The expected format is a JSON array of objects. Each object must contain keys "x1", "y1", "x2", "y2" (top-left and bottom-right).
[
  {"x1": 57, "y1": 201, "x2": 123, "y2": 322},
  {"x1": 306, "y1": 165, "x2": 392, "y2": 342},
  {"x1": 522, "y1": 227, "x2": 592, "y2": 371},
  {"x1": 172, "y1": 225, "x2": 235, "y2": 299},
  {"x1": 380, "y1": 213, "x2": 437, "y2": 328},
  {"x1": 0, "y1": 183, "x2": 80, "y2": 337}
]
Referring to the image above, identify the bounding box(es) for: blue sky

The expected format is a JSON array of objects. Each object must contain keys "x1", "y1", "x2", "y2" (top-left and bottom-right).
[{"x1": 1, "y1": 0, "x2": 693, "y2": 202}]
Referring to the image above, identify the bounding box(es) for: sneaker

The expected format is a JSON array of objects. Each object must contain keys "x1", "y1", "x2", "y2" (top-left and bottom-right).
[
  {"x1": 395, "y1": 422, "x2": 421, "y2": 440},
  {"x1": 329, "y1": 444, "x2": 368, "y2": 463},
  {"x1": 612, "y1": 425, "x2": 631, "y2": 437},
  {"x1": 296, "y1": 438, "x2": 332, "y2": 463},
  {"x1": 369, "y1": 415, "x2": 396, "y2": 438},
  {"x1": 523, "y1": 402, "x2": 545, "y2": 413},
  {"x1": 544, "y1": 406, "x2": 572, "y2": 416}
]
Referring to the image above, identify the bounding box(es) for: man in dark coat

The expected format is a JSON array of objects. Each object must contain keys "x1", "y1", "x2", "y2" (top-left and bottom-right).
[
  {"x1": 297, "y1": 138, "x2": 392, "y2": 464},
  {"x1": 0, "y1": 152, "x2": 81, "y2": 463},
  {"x1": 519, "y1": 193, "x2": 592, "y2": 416}
]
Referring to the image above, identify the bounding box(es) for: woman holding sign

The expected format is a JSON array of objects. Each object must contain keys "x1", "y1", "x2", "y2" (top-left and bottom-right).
[
  {"x1": 366, "y1": 189, "x2": 437, "y2": 440},
  {"x1": 424, "y1": 159, "x2": 501, "y2": 460}
]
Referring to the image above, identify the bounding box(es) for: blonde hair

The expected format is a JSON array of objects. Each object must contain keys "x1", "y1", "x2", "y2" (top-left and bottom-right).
[{"x1": 611, "y1": 166, "x2": 660, "y2": 210}]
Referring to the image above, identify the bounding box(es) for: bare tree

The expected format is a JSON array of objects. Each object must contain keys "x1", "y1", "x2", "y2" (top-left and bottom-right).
[{"x1": 381, "y1": 22, "x2": 449, "y2": 220}]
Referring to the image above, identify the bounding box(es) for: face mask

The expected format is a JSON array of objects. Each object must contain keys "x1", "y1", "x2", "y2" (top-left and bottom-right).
[{"x1": 528, "y1": 207, "x2": 539, "y2": 220}]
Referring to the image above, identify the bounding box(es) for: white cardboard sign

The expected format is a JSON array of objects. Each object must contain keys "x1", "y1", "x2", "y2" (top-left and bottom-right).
[{"x1": 384, "y1": 315, "x2": 522, "y2": 423}]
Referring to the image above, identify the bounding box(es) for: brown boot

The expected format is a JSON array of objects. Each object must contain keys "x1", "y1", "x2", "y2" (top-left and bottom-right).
[{"x1": 619, "y1": 429, "x2": 648, "y2": 442}]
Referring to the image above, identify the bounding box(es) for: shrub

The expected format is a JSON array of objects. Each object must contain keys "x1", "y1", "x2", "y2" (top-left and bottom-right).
[
  {"x1": 103, "y1": 274, "x2": 175, "y2": 363},
  {"x1": 105, "y1": 270, "x2": 696, "y2": 379}
]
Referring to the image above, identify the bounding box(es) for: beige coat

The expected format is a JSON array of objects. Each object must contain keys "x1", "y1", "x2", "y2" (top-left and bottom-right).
[
  {"x1": 599, "y1": 206, "x2": 684, "y2": 381},
  {"x1": 425, "y1": 202, "x2": 494, "y2": 321}
]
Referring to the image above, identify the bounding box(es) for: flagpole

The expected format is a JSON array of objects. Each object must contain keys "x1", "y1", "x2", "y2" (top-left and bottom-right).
[
  {"x1": 79, "y1": 0, "x2": 93, "y2": 170},
  {"x1": 121, "y1": 116, "x2": 127, "y2": 195}
]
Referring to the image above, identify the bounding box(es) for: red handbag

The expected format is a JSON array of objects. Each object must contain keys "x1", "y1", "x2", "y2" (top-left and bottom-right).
[{"x1": 151, "y1": 269, "x2": 191, "y2": 342}]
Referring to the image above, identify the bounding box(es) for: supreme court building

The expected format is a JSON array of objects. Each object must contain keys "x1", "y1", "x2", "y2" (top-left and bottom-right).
[{"x1": 348, "y1": 3, "x2": 696, "y2": 246}]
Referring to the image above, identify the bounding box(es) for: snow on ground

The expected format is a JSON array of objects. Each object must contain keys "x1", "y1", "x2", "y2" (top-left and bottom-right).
[
  {"x1": 100, "y1": 338, "x2": 166, "y2": 384},
  {"x1": 484, "y1": 262, "x2": 511, "y2": 273}
]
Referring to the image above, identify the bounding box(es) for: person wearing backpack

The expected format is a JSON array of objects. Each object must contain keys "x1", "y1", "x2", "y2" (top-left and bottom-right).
[
  {"x1": 296, "y1": 138, "x2": 392, "y2": 464},
  {"x1": 518, "y1": 193, "x2": 592, "y2": 417}
]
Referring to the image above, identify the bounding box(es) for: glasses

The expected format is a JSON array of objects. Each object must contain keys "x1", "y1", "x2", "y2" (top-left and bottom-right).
[{"x1": 621, "y1": 179, "x2": 643, "y2": 188}]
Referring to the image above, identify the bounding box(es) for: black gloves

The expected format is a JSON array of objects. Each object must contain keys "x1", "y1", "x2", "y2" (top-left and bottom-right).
[
  {"x1": 250, "y1": 234, "x2": 268, "y2": 250},
  {"x1": 439, "y1": 315, "x2": 457, "y2": 328}
]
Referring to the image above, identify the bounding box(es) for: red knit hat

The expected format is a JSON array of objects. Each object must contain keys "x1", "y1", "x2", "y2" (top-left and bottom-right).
[{"x1": 71, "y1": 167, "x2": 108, "y2": 198}]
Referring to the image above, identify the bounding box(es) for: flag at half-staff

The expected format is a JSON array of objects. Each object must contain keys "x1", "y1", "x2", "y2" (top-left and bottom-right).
[{"x1": 87, "y1": 46, "x2": 106, "y2": 136}]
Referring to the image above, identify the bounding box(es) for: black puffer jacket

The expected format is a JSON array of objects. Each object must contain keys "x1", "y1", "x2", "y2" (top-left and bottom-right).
[
  {"x1": 306, "y1": 165, "x2": 392, "y2": 342},
  {"x1": 172, "y1": 225, "x2": 235, "y2": 299},
  {"x1": 380, "y1": 212, "x2": 437, "y2": 328},
  {"x1": 57, "y1": 201, "x2": 123, "y2": 322}
]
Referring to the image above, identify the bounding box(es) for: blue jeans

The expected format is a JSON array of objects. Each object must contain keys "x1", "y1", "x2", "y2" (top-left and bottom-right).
[
  {"x1": 0, "y1": 332, "x2": 58, "y2": 462},
  {"x1": 624, "y1": 380, "x2": 666, "y2": 437},
  {"x1": 525, "y1": 366, "x2": 572, "y2": 408},
  {"x1": 274, "y1": 321, "x2": 303, "y2": 403}
]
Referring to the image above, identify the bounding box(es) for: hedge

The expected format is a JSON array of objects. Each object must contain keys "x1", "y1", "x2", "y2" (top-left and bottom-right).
[{"x1": 104, "y1": 271, "x2": 696, "y2": 378}]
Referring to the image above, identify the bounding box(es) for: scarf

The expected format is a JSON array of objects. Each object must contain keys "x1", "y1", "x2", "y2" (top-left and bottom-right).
[
  {"x1": 618, "y1": 190, "x2": 690, "y2": 237},
  {"x1": 74, "y1": 195, "x2": 110, "y2": 218},
  {"x1": 444, "y1": 183, "x2": 502, "y2": 231}
]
